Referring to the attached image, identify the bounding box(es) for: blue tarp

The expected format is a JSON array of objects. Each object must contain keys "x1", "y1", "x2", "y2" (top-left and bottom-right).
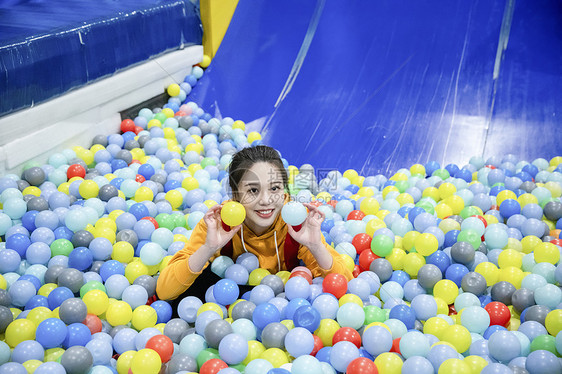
[{"x1": 0, "y1": 0, "x2": 202, "y2": 117}]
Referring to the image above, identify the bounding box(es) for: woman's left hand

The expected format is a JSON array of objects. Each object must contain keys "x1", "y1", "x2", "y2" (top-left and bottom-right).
[{"x1": 287, "y1": 203, "x2": 325, "y2": 250}]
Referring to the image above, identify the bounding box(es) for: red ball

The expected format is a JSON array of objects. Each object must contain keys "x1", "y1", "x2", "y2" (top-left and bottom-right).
[
  {"x1": 133, "y1": 126, "x2": 144, "y2": 135},
  {"x1": 352, "y1": 233, "x2": 372, "y2": 254},
  {"x1": 550, "y1": 238, "x2": 562, "y2": 246},
  {"x1": 358, "y1": 249, "x2": 378, "y2": 272},
  {"x1": 472, "y1": 215, "x2": 488, "y2": 228},
  {"x1": 199, "y1": 359, "x2": 228, "y2": 374},
  {"x1": 332, "y1": 327, "x2": 361, "y2": 348},
  {"x1": 82, "y1": 314, "x2": 102, "y2": 334},
  {"x1": 120, "y1": 119, "x2": 135, "y2": 133},
  {"x1": 390, "y1": 338, "x2": 401, "y2": 354},
  {"x1": 310, "y1": 201, "x2": 322, "y2": 208},
  {"x1": 135, "y1": 174, "x2": 146, "y2": 183},
  {"x1": 311, "y1": 334, "x2": 323, "y2": 356},
  {"x1": 141, "y1": 216, "x2": 159, "y2": 229},
  {"x1": 175, "y1": 111, "x2": 187, "y2": 117},
  {"x1": 145, "y1": 334, "x2": 174, "y2": 363},
  {"x1": 485, "y1": 301, "x2": 511, "y2": 327},
  {"x1": 347, "y1": 210, "x2": 366, "y2": 221},
  {"x1": 448, "y1": 304, "x2": 457, "y2": 316},
  {"x1": 346, "y1": 357, "x2": 378, "y2": 374},
  {"x1": 67, "y1": 164, "x2": 86, "y2": 179},
  {"x1": 322, "y1": 273, "x2": 348, "y2": 299},
  {"x1": 352, "y1": 265, "x2": 361, "y2": 278},
  {"x1": 289, "y1": 271, "x2": 313, "y2": 285}
]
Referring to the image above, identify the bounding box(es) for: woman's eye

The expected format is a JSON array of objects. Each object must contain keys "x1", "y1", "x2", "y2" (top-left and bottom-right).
[
  {"x1": 249, "y1": 188, "x2": 258, "y2": 194},
  {"x1": 272, "y1": 186, "x2": 280, "y2": 192}
]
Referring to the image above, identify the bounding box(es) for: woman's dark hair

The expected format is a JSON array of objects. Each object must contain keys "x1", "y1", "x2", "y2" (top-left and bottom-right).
[{"x1": 228, "y1": 146, "x2": 288, "y2": 199}]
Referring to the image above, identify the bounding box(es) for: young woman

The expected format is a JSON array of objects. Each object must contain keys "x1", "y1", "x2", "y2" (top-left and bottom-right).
[{"x1": 156, "y1": 145, "x2": 352, "y2": 302}]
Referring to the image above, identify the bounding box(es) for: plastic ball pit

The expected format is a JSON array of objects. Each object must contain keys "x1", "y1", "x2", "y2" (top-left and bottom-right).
[{"x1": 0, "y1": 64, "x2": 560, "y2": 374}]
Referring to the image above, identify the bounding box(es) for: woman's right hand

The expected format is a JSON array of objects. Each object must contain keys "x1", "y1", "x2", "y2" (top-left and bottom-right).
[{"x1": 203, "y1": 204, "x2": 242, "y2": 252}]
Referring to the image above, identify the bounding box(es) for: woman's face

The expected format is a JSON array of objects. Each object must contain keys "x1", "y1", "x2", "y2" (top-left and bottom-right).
[{"x1": 235, "y1": 162, "x2": 285, "y2": 235}]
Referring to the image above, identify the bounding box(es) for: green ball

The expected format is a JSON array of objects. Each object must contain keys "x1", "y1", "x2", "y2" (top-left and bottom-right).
[
  {"x1": 80, "y1": 281, "x2": 106, "y2": 298},
  {"x1": 416, "y1": 200, "x2": 435, "y2": 215},
  {"x1": 155, "y1": 213, "x2": 175, "y2": 231},
  {"x1": 197, "y1": 348, "x2": 220, "y2": 369},
  {"x1": 172, "y1": 213, "x2": 187, "y2": 229},
  {"x1": 50, "y1": 239, "x2": 74, "y2": 257},
  {"x1": 394, "y1": 180, "x2": 409, "y2": 193},
  {"x1": 432, "y1": 169, "x2": 450, "y2": 180},
  {"x1": 460, "y1": 206, "x2": 480, "y2": 219},
  {"x1": 201, "y1": 157, "x2": 217, "y2": 168},
  {"x1": 457, "y1": 229, "x2": 481, "y2": 250},
  {"x1": 371, "y1": 235, "x2": 394, "y2": 257},
  {"x1": 154, "y1": 112, "x2": 167, "y2": 124},
  {"x1": 530, "y1": 334, "x2": 558, "y2": 355},
  {"x1": 364, "y1": 305, "x2": 387, "y2": 324}
]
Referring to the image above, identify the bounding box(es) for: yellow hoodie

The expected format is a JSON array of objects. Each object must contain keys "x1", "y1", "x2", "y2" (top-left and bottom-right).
[{"x1": 156, "y1": 211, "x2": 353, "y2": 300}]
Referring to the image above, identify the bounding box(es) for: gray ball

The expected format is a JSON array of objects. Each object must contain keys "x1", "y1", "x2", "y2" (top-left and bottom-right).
[
  {"x1": 124, "y1": 140, "x2": 140, "y2": 151},
  {"x1": 137, "y1": 135, "x2": 150, "y2": 148},
  {"x1": 116, "y1": 229, "x2": 138, "y2": 249},
  {"x1": 260, "y1": 275, "x2": 285, "y2": 295},
  {"x1": 90, "y1": 261, "x2": 104, "y2": 274},
  {"x1": 98, "y1": 184, "x2": 119, "y2": 202},
  {"x1": 152, "y1": 107, "x2": 162, "y2": 114},
  {"x1": 164, "y1": 318, "x2": 189, "y2": 344},
  {"x1": 115, "y1": 150, "x2": 133, "y2": 165},
  {"x1": 0, "y1": 305, "x2": 13, "y2": 333},
  {"x1": 448, "y1": 215, "x2": 463, "y2": 225},
  {"x1": 72, "y1": 230, "x2": 94, "y2": 248},
  {"x1": 369, "y1": 258, "x2": 393, "y2": 282},
  {"x1": 510, "y1": 366, "x2": 529, "y2": 374},
  {"x1": 85, "y1": 170, "x2": 101, "y2": 180},
  {"x1": 544, "y1": 201, "x2": 562, "y2": 221},
  {"x1": 166, "y1": 353, "x2": 197, "y2": 374},
  {"x1": 414, "y1": 320, "x2": 423, "y2": 332},
  {"x1": 151, "y1": 173, "x2": 167, "y2": 185},
  {"x1": 92, "y1": 135, "x2": 108, "y2": 147},
  {"x1": 261, "y1": 322, "x2": 288, "y2": 349},
  {"x1": 0, "y1": 289, "x2": 12, "y2": 307},
  {"x1": 461, "y1": 272, "x2": 487, "y2": 296},
  {"x1": 204, "y1": 319, "x2": 233, "y2": 348},
  {"x1": 491, "y1": 281, "x2": 516, "y2": 305},
  {"x1": 417, "y1": 264, "x2": 443, "y2": 290},
  {"x1": 477, "y1": 242, "x2": 488, "y2": 254},
  {"x1": 59, "y1": 298, "x2": 88, "y2": 324},
  {"x1": 23, "y1": 167, "x2": 46, "y2": 186},
  {"x1": 69, "y1": 159, "x2": 88, "y2": 170},
  {"x1": 101, "y1": 319, "x2": 112, "y2": 334},
  {"x1": 511, "y1": 288, "x2": 535, "y2": 314},
  {"x1": 27, "y1": 196, "x2": 49, "y2": 211},
  {"x1": 179, "y1": 116, "x2": 194, "y2": 130},
  {"x1": 231, "y1": 300, "x2": 256, "y2": 320},
  {"x1": 524, "y1": 305, "x2": 551, "y2": 325},
  {"x1": 109, "y1": 325, "x2": 128, "y2": 338},
  {"x1": 57, "y1": 268, "x2": 85, "y2": 294},
  {"x1": 23, "y1": 194, "x2": 35, "y2": 203},
  {"x1": 60, "y1": 346, "x2": 93, "y2": 374},
  {"x1": 199, "y1": 120, "x2": 211, "y2": 135},
  {"x1": 519, "y1": 181, "x2": 536, "y2": 193},
  {"x1": 133, "y1": 275, "x2": 157, "y2": 298},
  {"x1": 451, "y1": 242, "x2": 475, "y2": 265},
  {"x1": 17, "y1": 179, "x2": 30, "y2": 191},
  {"x1": 44, "y1": 265, "x2": 66, "y2": 284}
]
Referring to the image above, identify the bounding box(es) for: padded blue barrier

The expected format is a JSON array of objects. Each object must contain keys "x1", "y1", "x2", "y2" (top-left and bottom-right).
[
  {"x1": 0, "y1": 0, "x2": 202, "y2": 117},
  {"x1": 190, "y1": 0, "x2": 562, "y2": 176}
]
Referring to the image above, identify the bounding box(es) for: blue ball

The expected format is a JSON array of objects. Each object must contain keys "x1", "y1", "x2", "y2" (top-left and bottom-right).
[
  {"x1": 445, "y1": 264, "x2": 469, "y2": 287},
  {"x1": 213, "y1": 279, "x2": 240, "y2": 306},
  {"x1": 388, "y1": 270, "x2": 410, "y2": 287},
  {"x1": 63, "y1": 323, "x2": 92, "y2": 348},
  {"x1": 8, "y1": 280, "x2": 36, "y2": 307},
  {"x1": 483, "y1": 324, "x2": 507, "y2": 339},
  {"x1": 293, "y1": 305, "x2": 321, "y2": 332},
  {"x1": 99, "y1": 260, "x2": 125, "y2": 282},
  {"x1": 47, "y1": 287, "x2": 74, "y2": 310},
  {"x1": 36, "y1": 318, "x2": 68, "y2": 349},
  {"x1": 24, "y1": 295, "x2": 49, "y2": 310},
  {"x1": 150, "y1": 300, "x2": 173, "y2": 324},
  {"x1": 389, "y1": 304, "x2": 416, "y2": 330},
  {"x1": 252, "y1": 303, "x2": 281, "y2": 330},
  {"x1": 426, "y1": 250, "x2": 451, "y2": 273},
  {"x1": 68, "y1": 247, "x2": 93, "y2": 271},
  {"x1": 6, "y1": 233, "x2": 31, "y2": 257},
  {"x1": 11, "y1": 340, "x2": 44, "y2": 364}
]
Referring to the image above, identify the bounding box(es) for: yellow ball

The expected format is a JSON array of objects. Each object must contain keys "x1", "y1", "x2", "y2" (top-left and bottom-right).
[
  {"x1": 358, "y1": 187, "x2": 375, "y2": 197},
  {"x1": 402, "y1": 231, "x2": 420, "y2": 252},
  {"x1": 360, "y1": 197, "x2": 380, "y2": 215},
  {"x1": 475, "y1": 262, "x2": 499, "y2": 286},
  {"x1": 80, "y1": 149, "x2": 95, "y2": 165},
  {"x1": 438, "y1": 183, "x2": 457, "y2": 200},
  {"x1": 112, "y1": 241, "x2": 134, "y2": 263},
  {"x1": 44, "y1": 347, "x2": 65, "y2": 362},
  {"x1": 435, "y1": 297, "x2": 449, "y2": 315},
  {"x1": 200, "y1": 54, "x2": 212, "y2": 68},
  {"x1": 517, "y1": 193, "x2": 538, "y2": 208},
  {"x1": 249, "y1": 268, "x2": 271, "y2": 286},
  {"x1": 414, "y1": 233, "x2": 438, "y2": 256},
  {"x1": 341, "y1": 254, "x2": 355, "y2": 272},
  {"x1": 96, "y1": 217, "x2": 117, "y2": 231},
  {"x1": 165, "y1": 190, "x2": 183, "y2": 210},
  {"x1": 247, "y1": 132, "x2": 262, "y2": 144},
  {"x1": 387, "y1": 248, "x2": 406, "y2": 270},
  {"x1": 132, "y1": 305, "x2": 158, "y2": 331},
  {"x1": 23, "y1": 359, "x2": 43, "y2": 373},
  {"x1": 182, "y1": 177, "x2": 199, "y2": 190},
  {"x1": 5, "y1": 319, "x2": 36, "y2": 347},
  {"x1": 134, "y1": 186, "x2": 154, "y2": 202},
  {"x1": 260, "y1": 348, "x2": 288, "y2": 367},
  {"x1": 232, "y1": 120, "x2": 246, "y2": 131},
  {"x1": 521, "y1": 235, "x2": 541, "y2": 254},
  {"x1": 147, "y1": 119, "x2": 162, "y2": 129},
  {"x1": 433, "y1": 280, "x2": 459, "y2": 305},
  {"x1": 498, "y1": 248, "x2": 523, "y2": 269},
  {"x1": 496, "y1": 190, "x2": 517, "y2": 207},
  {"x1": 106, "y1": 301, "x2": 133, "y2": 326},
  {"x1": 545, "y1": 309, "x2": 562, "y2": 336},
  {"x1": 343, "y1": 169, "x2": 359, "y2": 184},
  {"x1": 197, "y1": 302, "x2": 223, "y2": 318},
  {"x1": 0, "y1": 274, "x2": 6, "y2": 290},
  {"x1": 382, "y1": 185, "x2": 399, "y2": 199},
  {"x1": 22, "y1": 186, "x2": 41, "y2": 197},
  {"x1": 498, "y1": 266, "x2": 524, "y2": 288},
  {"x1": 410, "y1": 164, "x2": 426, "y2": 175},
  {"x1": 423, "y1": 316, "x2": 450, "y2": 339},
  {"x1": 366, "y1": 217, "x2": 386, "y2": 237},
  {"x1": 79, "y1": 180, "x2": 99, "y2": 199},
  {"x1": 374, "y1": 352, "x2": 403, "y2": 374},
  {"x1": 441, "y1": 324, "x2": 471, "y2": 353},
  {"x1": 316, "y1": 192, "x2": 332, "y2": 203},
  {"x1": 403, "y1": 252, "x2": 426, "y2": 277},
  {"x1": 314, "y1": 319, "x2": 340, "y2": 346},
  {"x1": 534, "y1": 242, "x2": 560, "y2": 264},
  {"x1": 434, "y1": 203, "x2": 453, "y2": 219},
  {"x1": 167, "y1": 83, "x2": 181, "y2": 97},
  {"x1": 116, "y1": 350, "x2": 136, "y2": 374},
  {"x1": 27, "y1": 306, "x2": 52, "y2": 326},
  {"x1": 280, "y1": 319, "x2": 295, "y2": 331},
  {"x1": 339, "y1": 294, "x2": 364, "y2": 307},
  {"x1": 443, "y1": 195, "x2": 465, "y2": 215},
  {"x1": 544, "y1": 181, "x2": 562, "y2": 198},
  {"x1": 276, "y1": 271, "x2": 291, "y2": 284},
  {"x1": 438, "y1": 218, "x2": 461, "y2": 234},
  {"x1": 220, "y1": 201, "x2": 246, "y2": 226},
  {"x1": 438, "y1": 358, "x2": 471, "y2": 374},
  {"x1": 464, "y1": 355, "x2": 488, "y2": 373},
  {"x1": 396, "y1": 193, "x2": 414, "y2": 206},
  {"x1": 82, "y1": 290, "x2": 109, "y2": 315},
  {"x1": 243, "y1": 340, "x2": 266, "y2": 365}
]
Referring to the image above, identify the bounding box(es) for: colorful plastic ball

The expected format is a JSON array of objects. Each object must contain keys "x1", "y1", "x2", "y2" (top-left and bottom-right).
[
  {"x1": 11, "y1": 340, "x2": 44, "y2": 364},
  {"x1": 370, "y1": 234, "x2": 393, "y2": 257},
  {"x1": 441, "y1": 324, "x2": 471, "y2": 353},
  {"x1": 388, "y1": 304, "x2": 415, "y2": 330},
  {"x1": 129, "y1": 348, "x2": 162, "y2": 374},
  {"x1": 487, "y1": 331, "x2": 521, "y2": 363},
  {"x1": 525, "y1": 349, "x2": 562, "y2": 374},
  {"x1": 225, "y1": 264, "x2": 249, "y2": 285},
  {"x1": 106, "y1": 300, "x2": 133, "y2": 326},
  {"x1": 252, "y1": 303, "x2": 281, "y2": 330},
  {"x1": 281, "y1": 202, "x2": 308, "y2": 226},
  {"x1": 285, "y1": 276, "x2": 311, "y2": 300},
  {"x1": 485, "y1": 301, "x2": 511, "y2": 327},
  {"x1": 329, "y1": 341, "x2": 360, "y2": 373},
  {"x1": 322, "y1": 273, "x2": 348, "y2": 299},
  {"x1": 220, "y1": 202, "x2": 246, "y2": 227},
  {"x1": 374, "y1": 351, "x2": 403, "y2": 374},
  {"x1": 415, "y1": 233, "x2": 439, "y2": 256},
  {"x1": 36, "y1": 317, "x2": 67, "y2": 349},
  {"x1": 362, "y1": 325, "x2": 392, "y2": 357},
  {"x1": 8, "y1": 280, "x2": 36, "y2": 307}
]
